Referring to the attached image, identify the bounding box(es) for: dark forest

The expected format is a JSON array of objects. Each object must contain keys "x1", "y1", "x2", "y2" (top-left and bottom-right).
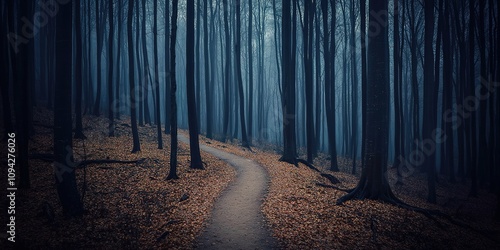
[{"x1": 1, "y1": 0, "x2": 500, "y2": 249}]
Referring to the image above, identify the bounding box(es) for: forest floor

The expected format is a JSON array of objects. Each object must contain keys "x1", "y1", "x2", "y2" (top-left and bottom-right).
[
  {"x1": 1, "y1": 107, "x2": 236, "y2": 249},
  {"x1": 2, "y1": 108, "x2": 500, "y2": 249},
  {"x1": 194, "y1": 133, "x2": 500, "y2": 249}
]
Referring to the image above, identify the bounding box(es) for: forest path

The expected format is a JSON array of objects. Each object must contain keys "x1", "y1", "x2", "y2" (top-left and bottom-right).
[{"x1": 178, "y1": 134, "x2": 277, "y2": 249}]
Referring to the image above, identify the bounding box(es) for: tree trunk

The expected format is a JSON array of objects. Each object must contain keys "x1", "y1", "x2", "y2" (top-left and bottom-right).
[
  {"x1": 338, "y1": 0, "x2": 397, "y2": 204},
  {"x1": 167, "y1": 0, "x2": 179, "y2": 180},
  {"x1": 303, "y1": 0, "x2": 315, "y2": 163},
  {"x1": 236, "y1": 0, "x2": 250, "y2": 148},
  {"x1": 423, "y1": 0, "x2": 436, "y2": 203},
  {"x1": 247, "y1": 0, "x2": 254, "y2": 142},
  {"x1": 186, "y1": 0, "x2": 204, "y2": 169},
  {"x1": 164, "y1": 1, "x2": 171, "y2": 135},
  {"x1": 154, "y1": 0, "x2": 163, "y2": 149},
  {"x1": 222, "y1": 0, "x2": 231, "y2": 140},
  {"x1": 54, "y1": 0, "x2": 84, "y2": 216},
  {"x1": 108, "y1": 0, "x2": 115, "y2": 136},
  {"x1": 321, "y1": 0, "x2": 338, "y2": 171},
  {"x1": 205, "y1": 0, "x2": 213, "y2": 139},
  {"x1": 141, "y1": 0, "x2": 151, "y2": 126},
  {"x1": 128, "y1": 0, "x2": 141, "y2": 153},
  {"x1": 280, "y1": 0, "x2": 298, "y2": 164},
  {"x1": 350, "y1": 0, "x2": 358, "y2": 174}
]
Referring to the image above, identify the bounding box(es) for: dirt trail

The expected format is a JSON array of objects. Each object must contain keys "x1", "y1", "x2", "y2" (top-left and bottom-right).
[{"x1": 178, "y1": 134, "x2": 277, "y2": 249}]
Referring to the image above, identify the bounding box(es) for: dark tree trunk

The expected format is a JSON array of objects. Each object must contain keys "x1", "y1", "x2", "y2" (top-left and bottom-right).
[
  {"x1": 303, "y1": 0, "x2": 315, "y2": 163},
  {"x1": 441, "y1": 0, "x2": 456, "y2": 183},
  {"x1": 115, "y1": 0, "x2": 123, "y2": 120},
  {"x1": 321, "y1": 0, "x2": 338, "y2": 171},
  {"x1": 280, "y1": 0, "x2": 297, "y2": 164},
  {"x1": 136, "y1": 1, "x2": 143, "y2": 126},
  {"x1": 361, "y1": 0, "x2": 367, "y2": 171},
  {"x1": 314, "y1": 7, "x2": 321, "y2": 155},
  {"x1": 108, "y1": 0, "x2": 115, "y2": 137},
  {"x1": 141, "y1": 0, "x2": 151, "y2": 126},
  {"x1": 423, "y1": 0, "x2": 436, "y2": 203},
  {"x1": 392, "y1": 0, "x2": 404, "y2": 185},
  {"x1": 54, "y1": 0, "x2": 84, "y2": 216},
  {"x1": 477, "y1": 0, "x2": 488, "y2": 187},
  {"x1": 167, "y1": 0, "x2": 179, "y2": 180},
  {"x1": 338, "y1": 0, "x2": 398, "y2": 204},
  {"x1": 164, "y1": 1, "x2": 171, "y2": 135},
  {"x1": 468, "y1": 0, "x2": 478, "y2": 197},
  {"x1": 196, "y1": 0, "x2": 201, "y2": 131},
  {"x1": 154, "y1": 0, "x2": 162, "y2": 149},
  {"x1": 236, "y1": 0, "x2": 250, "y2": 148},
  {"x1": 94, "y1": 0, "x2": 104, "y2": 116},
  {"x1": 74, "y1": 0, "x2": 86, "y2": 139},
  {"x1": 128, "y1": 0, "x2": 141, "y2": 153},
  {"x1": 350, "y1": 0, "x2": 358, "y2": 174},
  {"x1": 205, "y1": 0, "x2": 213, "y2": 139},
  {"x1": 247, "y1": 0, "x2": 254, "y2": 142},
  {"x1": 222, "y1": 0, "x2": 231, "y2": 140},
  {"x1": 186, "y1": 0, "x2": 204, "y2": 169}
]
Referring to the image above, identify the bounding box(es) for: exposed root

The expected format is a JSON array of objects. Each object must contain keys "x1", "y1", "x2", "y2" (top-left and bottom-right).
[
  {"x1": 315, "y1": 182, "x2": 352, "y2": 192},
  {"x1": 337, "y1": 185, "x2": 500, "y2": 243},
  {"x1": 28, "y1": 153, "x2": 146, "y2": 169}
]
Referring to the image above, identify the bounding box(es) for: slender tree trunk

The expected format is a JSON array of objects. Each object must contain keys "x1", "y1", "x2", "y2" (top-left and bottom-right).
[
  {"x1": 350, "y1": 0, "x2": 358, "y2": 174},
  {"x1": 195, "y1": 0, "x2": 201, "y2": 132},
  {"x1": 74, "y1": 0, "x2": 86, "y2": 139},
  {"x1": 164, "y1": 1, "x2": 171, "y2": 135},
  {"x1": 423, "y1": 0, "x2": 436, "y2": 203},
  {"x1": 128, "y1": 0, "x2": 141, "y2": 153},
  {"x1": 468, "y1": 0, "x2": 478, "y2": 197},
  {"x1": 93, "y1": 0, "x2": 103, "y2": 116},
  {"x1": 222, "y1": 0, "x2": 231, "y2": 140},
  {"x1": 392, "y1": 0, "x2": 403, "y2": 185},
  {"x1": 115, "y1": 0, "x2": 122, "y2": 120},
  {"x1": 186, "y1": 0, "x2": 204, "y2": 169},
  {"x1": 321, "y1": 0, "x2": 338, "y2": 171},
  {"x1": 247, "y1": 0, "x2": 254, "y2": 142},
  {"x1": 205, "y1": 0, "x2": 213, "y2": 139},
  {"x1": 167, "y1": 0, "x2": 179, "y2": 180},
  {"x1": 154, "y1": 0, "x2": 163, "y2": 149},
  {"x1": 236, "y1": 0, "x2": 250, "y2": 148},
  {"x1": 142, "y1": 0, "x2": 151, "y2": 126},
  {"x1": 108, "y1": 0, "x2": 115, "y2": 136}
]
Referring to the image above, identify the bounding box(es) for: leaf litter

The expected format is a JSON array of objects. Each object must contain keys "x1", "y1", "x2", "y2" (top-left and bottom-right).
[
  {"x1": 194, "y1": 133, "x2": 500, "y2": 249},
  {"x1": 3, "y1": 107, "x2": 235, "y2": 249}
]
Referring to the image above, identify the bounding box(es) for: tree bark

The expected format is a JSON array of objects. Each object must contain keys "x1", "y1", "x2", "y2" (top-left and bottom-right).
[
  {"x1": 128, "y1": 0, "x2": 141, "y2": 153},
  {"x1": 54, "y1": 0, "x2": 84, "y2": 216},
  {"x1": 186, "y1": 0, "x2": 204, "y2": 169},
  {"x1": 167, "y1": 0, "x2": 179, "y2": 180}
]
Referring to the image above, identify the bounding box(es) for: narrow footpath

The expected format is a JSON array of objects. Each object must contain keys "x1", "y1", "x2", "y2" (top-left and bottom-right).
[{"x1": 178, "y1": 134, "x2": 277, "y2": 249}]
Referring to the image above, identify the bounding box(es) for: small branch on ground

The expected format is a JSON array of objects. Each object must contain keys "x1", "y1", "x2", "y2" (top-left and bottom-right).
[{"x1": 29, "y1": 153, "x2": 146, "y2": 168}]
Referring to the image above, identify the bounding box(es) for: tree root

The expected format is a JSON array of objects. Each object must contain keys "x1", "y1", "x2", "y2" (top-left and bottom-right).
[
  {"x1": 296, "y1": 158, "x2": 341, "y2": 185},
  {"x1": 315, "y1": 182, "x2": 352, "y2": 192},
  {"x1": 29, "y1": 153, "x2": 146, "y2": 169},
  {"x1": 337, "y1": 185, "x2": 500, "y2": 243}
]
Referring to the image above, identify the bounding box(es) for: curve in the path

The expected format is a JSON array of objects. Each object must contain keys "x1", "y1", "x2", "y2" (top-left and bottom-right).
[{"x1": 178, "y1": 134, "x2": 277, "y2": 250}]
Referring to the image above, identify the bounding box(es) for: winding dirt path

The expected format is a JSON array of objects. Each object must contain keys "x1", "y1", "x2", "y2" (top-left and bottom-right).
[{"x1": 178, "y1": 134, "x2": 277, "y2": 249}]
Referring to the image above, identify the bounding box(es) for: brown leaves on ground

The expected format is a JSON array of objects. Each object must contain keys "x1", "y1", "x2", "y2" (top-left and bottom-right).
[
  {"x1": 7, "y1": 107, "x2": 235, "y2": 249},
  {"x1": 195, "y1": 134, "x2": 500, "y2": 249}
]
